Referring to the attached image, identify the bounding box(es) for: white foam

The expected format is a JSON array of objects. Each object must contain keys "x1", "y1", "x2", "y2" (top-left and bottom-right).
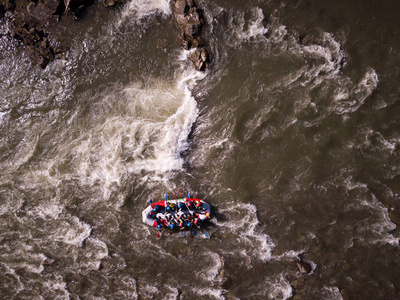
[
  {"x1": 113, "y1": 276, "x2": 138, "y2": 299},
  {"x1": 191, "y1": 287, "x2": 225, "y2": 300},
  {"x1": 44, "y1": 66, "x2": 204, "y2": 201},
  {"x1": 333, "y1": 68, "x2": 378, "y2": 114},
  {"x1": 213, "y1": 203, "x2": 275, "y2": 262},
  {"x1": 53, "y1": 216, "x2": 92, "y2": 247},
  {"x1": 236, "y1": 7, "x2": 268, "y2": 41},
  {"x1": 249, "y1": 275, "x2": 293, "y2": 299},
  {"x1": 117, "y1": 0, "x2": 171, "y2": 28},
  {"x1": 345, "y1": 179, "x2": 399, "y2": 246},
  {"x1": 42, "y1": 276, "x2": 70, "y2": 299},
  {"x1": 266, "y1": 275, "x2": 293, "y2": 300},
  {"x1": 197, "y1": 251, "x2": 222, "y2": 283},
  {"x1": 320, "y1": 286, "x2": 343, "y2": 300}
]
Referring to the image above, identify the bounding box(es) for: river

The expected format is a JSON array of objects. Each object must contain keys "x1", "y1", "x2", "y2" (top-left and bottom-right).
[{"x1": 1, "y1": 0, "x2": 400, "y2": 299}]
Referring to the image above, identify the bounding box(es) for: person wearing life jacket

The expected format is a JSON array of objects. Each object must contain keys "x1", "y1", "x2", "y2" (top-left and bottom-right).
[
  {"x1": 194, "y1": 199, "x2": 201, "y2": 210},
  {"x1": 168, "y1": 202, "x2": 175, "y2": 211},
  {"x1": 177, "y1": 202, "x2": 184, "y2": 211},
  {"x1": 186, "y1": 198, "x2": 193, "y2": 209},
  {"x1": 150, "y1": 204, "x2": 160, "y2": 215}
]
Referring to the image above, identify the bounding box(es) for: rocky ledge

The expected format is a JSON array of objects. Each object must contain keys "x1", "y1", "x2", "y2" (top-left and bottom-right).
[
  {"x1": 171, "y1": 0, "x2": 210, "y2": 71},
  {"x1": 0, "y1": 0, "x2": 211, "y2": 70},
  {"x1": 0, "y1": 0, "x2": 97, "y2": 68}
]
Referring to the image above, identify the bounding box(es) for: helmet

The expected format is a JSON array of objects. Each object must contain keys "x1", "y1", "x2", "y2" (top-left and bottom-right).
[
  {"x1": 157, "y1": 224, "x2": 161, "y2": 229},
  {"x1": 178, "y1": 203, "x2": 183, "y2": 208},
  {"x1": 186, "y1": 222, "x2": 191, "y2": 227},
  {"x1": 170, "y1": 224, "x2": 174, "y2": 229},
  {"x1": 206, "y1": 212, "x2": 210, "y2": 218},
  {"x1": 167, "y1": 206, "x2": 171, "y2": 211}
]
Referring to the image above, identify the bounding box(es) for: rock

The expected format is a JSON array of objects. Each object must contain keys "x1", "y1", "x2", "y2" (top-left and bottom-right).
[
  {"x1": 1, "y1": 0, "x2": 97, "y2": 68},
  {"x1": 171, "y1": 0, "x2": 210, "y2": 70},
  {"x1": 220, "y1": 275, "x2": 231, "y2": 289},
  {"x1": 104, "y1": 0, "x2": 115, "y2": 7},
  {"x1": 388, "y1": 209, "x2": 400, "y2": 226},
  {"x1": 341, "y1": 289, "x2": 350, "y2": 300},
  {"x1": 0, "y1": 4, "x2": 6, "y2": 18},
  {"x1": 25, "y1": 46, "x2": 50, "y2": 68},
  {"x1": 188, "y1": 47, "x2": 209, "y2": 71},
  {"x1": 215, "y1": 9, "x2": 229, "y2": 27},
  {"x1": 296, "y1": 260, "x2": 312, "y2": 274},
  {"x1": 27, "y1": 2, "x2": 36, "y2": 13}
]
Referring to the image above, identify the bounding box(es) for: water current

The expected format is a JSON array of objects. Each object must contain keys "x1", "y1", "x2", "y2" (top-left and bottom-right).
[{"x1": 1, "y1": 0, "x2": 400, "y2": 299}]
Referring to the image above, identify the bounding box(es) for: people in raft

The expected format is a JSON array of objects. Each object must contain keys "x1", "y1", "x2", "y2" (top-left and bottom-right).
[{"x1": 152, "y1": 207, "x2": 211, "y2": 231}]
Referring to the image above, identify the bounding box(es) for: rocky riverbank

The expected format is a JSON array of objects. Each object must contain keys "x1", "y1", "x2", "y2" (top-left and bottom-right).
[{"x1": 0, "y1": 0, "x2": 210, "y2": 70}]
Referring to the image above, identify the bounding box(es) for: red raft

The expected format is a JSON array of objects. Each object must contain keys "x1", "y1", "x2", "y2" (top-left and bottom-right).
[{"x1": 142, "y1": 198, "x2": 211, "y2": 231}]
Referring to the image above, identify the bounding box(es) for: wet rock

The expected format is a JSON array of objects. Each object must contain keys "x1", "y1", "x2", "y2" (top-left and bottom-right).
[
  {"x1": 1, "y1": 0, "x2": 96, "y2": 68},
  {"x1": 341, "y1": 289, "x2": 350, "y2": 300},
  {"x1": 388, "y1": 209, "x2": 400, "y2": 226},
  {"x1": 188, "y1": 47, "x2": 208, "y2": 71},
  {"x1": 25, "y1": 46, "x2": 50, "y2": 68},
  {"x1": 296, "y1": 260, "x2": 312, "y2": 274},
  {"x1": 104, "y1": 0, "x2": 115, "y2": 7},
  {"x1": 220, "y1": 275, "x2": 232, "y2": 289},
  {"x1": 215, "y1": 9, "x2": 229, "y2": 27},
  {"x1": 27, "y1": 2, "x2": 36, "y2": 13},
  {"x1": 171, "y1": 0, "x2": 210, "y2": 70}
]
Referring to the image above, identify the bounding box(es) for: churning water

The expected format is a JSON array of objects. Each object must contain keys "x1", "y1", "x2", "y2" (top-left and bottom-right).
[{"x1": 1, "y1": 0, "x2": 400, "y2": 298}]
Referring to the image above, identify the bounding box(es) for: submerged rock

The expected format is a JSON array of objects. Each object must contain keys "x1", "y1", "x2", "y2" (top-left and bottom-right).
[{"x1": 296, "y1": 260, "x2": 312, "y2": 274}]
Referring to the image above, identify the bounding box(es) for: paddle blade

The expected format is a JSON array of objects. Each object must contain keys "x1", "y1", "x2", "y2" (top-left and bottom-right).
[{"x1": 193, "y1": 230, "x2": 197, "y2": 236}]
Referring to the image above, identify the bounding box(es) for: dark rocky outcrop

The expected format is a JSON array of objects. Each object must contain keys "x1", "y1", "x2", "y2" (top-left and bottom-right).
[{"x1": 171, "y1": 0, "x2": 210, "y2": 71}]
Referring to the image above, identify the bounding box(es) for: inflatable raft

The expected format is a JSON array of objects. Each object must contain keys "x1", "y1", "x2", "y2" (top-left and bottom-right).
[{"x1": 142, "y1": 197, "x2": 211, "y2": 231}]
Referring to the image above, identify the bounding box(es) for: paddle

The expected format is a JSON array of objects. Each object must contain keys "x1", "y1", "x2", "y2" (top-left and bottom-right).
[
  {"x1": 192, "y1": 230, "x2": 197, "y2": 236},
  {"x1": 203, "y1": 231, "x2": 210, "y2": 238},
  {"x1": 177, "y1": 190, "x2": 182, "y2": 197}
]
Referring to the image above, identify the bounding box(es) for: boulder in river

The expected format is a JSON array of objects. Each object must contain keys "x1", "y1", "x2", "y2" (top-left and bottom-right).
[{"x1": 296, "y1": 260, "x2": 312, "y2": 274}]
